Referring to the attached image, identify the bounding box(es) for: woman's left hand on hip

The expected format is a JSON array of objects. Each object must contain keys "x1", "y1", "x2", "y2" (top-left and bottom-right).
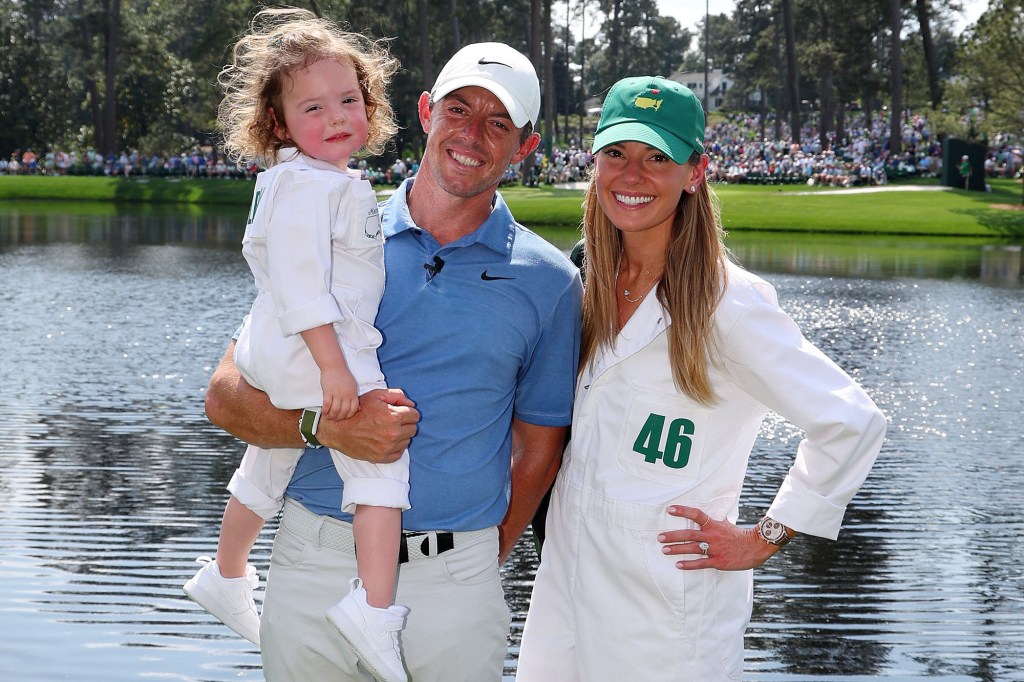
[{"x1": 658, "y1": 505, "x2": 781, "y2": 571}]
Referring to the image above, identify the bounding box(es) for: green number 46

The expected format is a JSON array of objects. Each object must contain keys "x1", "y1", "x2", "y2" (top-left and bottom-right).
[{"x1": 632, "y1": 413, "x2": 695, "y2": 469}]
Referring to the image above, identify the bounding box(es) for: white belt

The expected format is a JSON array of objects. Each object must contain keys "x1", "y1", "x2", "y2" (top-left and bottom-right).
[{"x1": 280, "y1": 498, "x2": 493, "y2": 563}]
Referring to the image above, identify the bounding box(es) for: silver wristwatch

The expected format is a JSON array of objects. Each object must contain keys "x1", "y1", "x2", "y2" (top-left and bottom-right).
[{"x1": 755, "y1": 515, "x2": 792, "y2": 547}]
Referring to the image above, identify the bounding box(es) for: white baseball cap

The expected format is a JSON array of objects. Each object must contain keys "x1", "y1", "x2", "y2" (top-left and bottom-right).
[{"x1": 430, "y1": 42, "x2": 541, "y2": 129}]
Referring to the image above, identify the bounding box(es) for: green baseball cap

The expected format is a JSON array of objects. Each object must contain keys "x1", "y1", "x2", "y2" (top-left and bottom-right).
[{"x1": 592, "y1": 76, "x2": 705, "y2": 164}]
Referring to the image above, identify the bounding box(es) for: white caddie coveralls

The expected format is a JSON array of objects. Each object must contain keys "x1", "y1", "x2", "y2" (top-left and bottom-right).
[
  {"x1": 230, "y1": 149, "x2": 410, "y2": 518},
  {"x1": 517, "y1": 262, "x2": 885, "y2": 681}
]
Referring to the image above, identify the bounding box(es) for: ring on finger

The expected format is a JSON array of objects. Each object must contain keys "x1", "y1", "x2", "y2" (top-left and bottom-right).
[{"x1": 698, "y1": 541, "x2": 710, "y2": 557}]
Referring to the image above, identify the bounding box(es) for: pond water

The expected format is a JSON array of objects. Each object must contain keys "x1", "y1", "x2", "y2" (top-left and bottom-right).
[{"x1": 1, "y1": 203, "x2": 1022, "y2": 681}]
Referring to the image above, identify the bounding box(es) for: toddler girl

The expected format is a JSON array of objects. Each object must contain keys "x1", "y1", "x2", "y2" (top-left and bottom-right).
[{"x1": 183, "y1": 9, "x2": 409, "y2": 682}]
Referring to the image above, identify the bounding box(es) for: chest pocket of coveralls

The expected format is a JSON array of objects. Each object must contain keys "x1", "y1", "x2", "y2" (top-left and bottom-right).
[{"x1": 615, "y1": 395, "x2": 711, "y2": 485}]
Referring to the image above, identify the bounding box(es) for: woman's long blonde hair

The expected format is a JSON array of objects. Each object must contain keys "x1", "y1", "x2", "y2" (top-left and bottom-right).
[
  {"x1": 217, "y1": 8, "x2": 398, "y2": 167},
  {"x1": 579, "y1": 151, "x2": 729, "y2": 405}
]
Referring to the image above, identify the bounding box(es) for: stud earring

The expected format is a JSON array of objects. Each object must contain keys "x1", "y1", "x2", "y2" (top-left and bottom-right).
[{"x1": 689, "y1": 185, "x2": 696, "y2": 193}]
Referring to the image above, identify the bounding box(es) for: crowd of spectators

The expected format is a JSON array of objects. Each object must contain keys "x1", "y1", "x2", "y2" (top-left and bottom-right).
[
  {"x1": 983, "y1": 132, "x2": 1024, "y2": 180},
  {"x1": 702, "y1": 112, "x2": 937, "y2": 187},
  {"x1": 2, "y1": 111, "x2": 1021, "y2": 188},
  {"x1": 0, "y1": 147, "x2": 417, "y2": 186},
  {"x1": 0, "y1": 148, "x2": 244, "y2": 179},
  {"x1": 517, "y1": 111, "x2": 1021, "y2": 189},
  {"x1": 528, "y1": 146, "x2": 595, "y2": 186}
]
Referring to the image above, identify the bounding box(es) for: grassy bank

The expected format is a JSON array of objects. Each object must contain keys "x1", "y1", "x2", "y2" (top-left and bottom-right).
[
  {"x1": 1, "y1": 174, "x2": 1022, "y2": 237},
  {"x1": 715, "y1": 179, "x2": 1024, "y2": 238},
  {"x1": 0, "y1": 174, "x2": 255, "y2": 205}
]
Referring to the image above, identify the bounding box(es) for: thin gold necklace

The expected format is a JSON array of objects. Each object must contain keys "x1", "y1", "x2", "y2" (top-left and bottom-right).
[{"x1": 618, "y1": 266, "x2": 663, "y2": 304}]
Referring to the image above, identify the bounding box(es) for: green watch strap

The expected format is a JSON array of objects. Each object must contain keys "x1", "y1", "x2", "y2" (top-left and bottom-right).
[{"x1": 299, "y1": 408, "x2": 322, "y2": 448}]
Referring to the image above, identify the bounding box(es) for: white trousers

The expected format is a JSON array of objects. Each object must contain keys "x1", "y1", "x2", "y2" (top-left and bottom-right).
[
  {"x1": 232, "y1": 296, "x2": 409, "y2": 517},
  {"x1": 516, "y1": 475, "x2": 751, "y2": 682},
  {"x1": 260, "y1": 500, "x2": 510, "y2": 681},
  {"x1": 228, "y1": 443, "x2": 409, "y2": 519}
]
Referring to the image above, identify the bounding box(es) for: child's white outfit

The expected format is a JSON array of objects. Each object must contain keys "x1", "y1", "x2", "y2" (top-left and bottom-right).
[
  {"x1": 189, "y1": 148, "x2": 412, "y2": 673},
  {"x1": 229, "y1": 148, "x2": 410, "y2": 517}
]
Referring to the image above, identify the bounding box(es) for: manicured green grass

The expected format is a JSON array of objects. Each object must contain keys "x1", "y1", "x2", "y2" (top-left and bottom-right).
[
  {"x1": 509, "y1": 179, "x2": 1024, "y2": 239},
  {"x1": 2, "y1": 174, "x2": 1022, "y2": 238},
  {"x1": 0, "y1": 175, "x2": 255, "y2": 205},
  {"x1": 492, "y1": 185, "x2": 586, "y2": 227},
  {"x1": 714, "y1": 179, "x2": 1024, "y2": 237}
]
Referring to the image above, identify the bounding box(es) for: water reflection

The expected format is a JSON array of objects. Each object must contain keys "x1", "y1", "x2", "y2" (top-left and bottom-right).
[
  {"x1": 0, "y1": 201, "x2": 245, "y2": 248},
  {"x1": 980, "y1": 244, "x2": 1023, "y2": 284},
  {"x1": 1, "y1": 204, "x2": 1022, "y2": 681},
  {"x1": 726, "y1": 232, "x2": 1024, "y2": 287},
  {"x1": 5, "y1": 204, "x2": 1022, "y2": 287}
]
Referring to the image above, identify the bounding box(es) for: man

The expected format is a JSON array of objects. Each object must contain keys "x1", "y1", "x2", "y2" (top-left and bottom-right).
[
  {"x1": 204, "y1": 42, "x2": 582, "y2": 681},
  {"x1": 959, "y1": 153, "x2": 972, "y2": 190}
]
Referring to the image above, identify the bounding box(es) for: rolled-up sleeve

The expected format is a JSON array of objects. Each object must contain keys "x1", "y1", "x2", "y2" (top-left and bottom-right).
[
  {"x1": 264, "y1": 173, "x2": 346, "y2": 336},
  {"x1": 720, "y1": 295, "x2": 887, "y2": 540}
]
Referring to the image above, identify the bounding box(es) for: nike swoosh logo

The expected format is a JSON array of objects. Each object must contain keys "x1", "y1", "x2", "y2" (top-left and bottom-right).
[
  {"x1": 481, "y1": 271, "x2": 515, "y2": 281},
  {"x1": 478, "y1": 58, "x2": 512, "y2": 68}
]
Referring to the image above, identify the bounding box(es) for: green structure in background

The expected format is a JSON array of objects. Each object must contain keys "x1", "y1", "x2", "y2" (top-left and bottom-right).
[{"x1": 943, "y1": 137, "x2": 987, "y2": 192}]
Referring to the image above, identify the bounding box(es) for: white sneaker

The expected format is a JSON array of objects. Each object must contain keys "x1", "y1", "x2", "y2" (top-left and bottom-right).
[
  {"x1": 325, "y1": 577, "x2": 408, "y2": 682},
  {"x1": 183, "y1": 556, "x2": 261, "y2": 645}
]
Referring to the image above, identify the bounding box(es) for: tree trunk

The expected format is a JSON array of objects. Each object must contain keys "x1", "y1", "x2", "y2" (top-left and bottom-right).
[
  {"x1": 836, "y1": 103, "x2": 846, "y2": 146},
  {"x1": 703, "y1": 9, "x2": 709, "y2": 112},
  {"x1": 888, "y1": 0, "x2": 902, "y2": 156},
  {"x1": 563, "y1": 0, "x2": 571, "y2": 139},
  {"x1": 817, "y1": 0, "x2": 834, "y2": 150},
  {"x1": 519, "y1": 0, "x2": 542, "y2": 183},
  {"x1": 417, "y1": 0, "x2": 433, "y2": 87},
  {"x1": 530, "y1": 0, "x2": 541, "y2": 66},
  {"x1": 915, "y1": 0, "x2": 941, "y2": 109},
  {"x1": 77, "y1": 0, "x2": 103, "y2": 153},
  {"x1": 101, "y1": 0, "x2": 120, "y2": 156},
  {"x1": 543, "y1": 0, "x2": 555, "y2": 156},
  {"x1": 449, "y1": 0, "x2": 461, "y2": 48},
  {"x1": 782, "y1": 0, "x2": 800, "y2": 144},
  {"x1": 578, "y1": 0, "x2": 588, "y2": 144},
  {"x1": 773, "y1": 20, "x2": 783, "y2": 141},
  {"x1": 609, "y1": 0, "x2": 621, "y2": 82},
  {"x1": 759, "y1": 87, "x2": 767, "y2": 142}
]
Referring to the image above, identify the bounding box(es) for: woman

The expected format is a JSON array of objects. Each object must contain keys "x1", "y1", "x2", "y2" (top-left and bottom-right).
[{"x1": 516, "y1": 76, "x2": 886, "y2": 681}]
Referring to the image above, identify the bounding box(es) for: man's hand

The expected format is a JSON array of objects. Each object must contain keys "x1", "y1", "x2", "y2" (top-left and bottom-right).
[
  {"x1": 497, "y1": 419, "x2": 565, "y2": 564},
  {"x1": 317, "y1": 388, "x2": 418, "y2": 463},
  {"x1": 205, "y1": 341, "x2": 418, "y2": 461}
]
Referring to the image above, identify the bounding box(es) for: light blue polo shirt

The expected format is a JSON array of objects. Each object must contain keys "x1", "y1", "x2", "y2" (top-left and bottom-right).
[{"x1": 285, "y1": 179, "x2": 583, "y2": 531}]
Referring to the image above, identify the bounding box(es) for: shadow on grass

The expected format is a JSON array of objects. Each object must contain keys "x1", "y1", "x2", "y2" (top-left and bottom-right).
[
  {"x1": 955, "y1": 207, "x2": 1024, "y2": 237},
  {"x1": 112, "y1": 177, "x2": 255, "y2": 205}
]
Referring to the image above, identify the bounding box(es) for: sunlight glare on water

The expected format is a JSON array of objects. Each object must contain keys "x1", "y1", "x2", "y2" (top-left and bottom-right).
[{"x1": 1, "y1": 208, "x2": 1022, "y2": 680}]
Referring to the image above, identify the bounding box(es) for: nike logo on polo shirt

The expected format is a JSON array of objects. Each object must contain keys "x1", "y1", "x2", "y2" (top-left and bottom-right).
[
  {"x1": 478, "y1": 59, "x2": 512, "y2": 68},
  {"x1": 481, "y1": 270, "x2": 515, "y2": 281}
]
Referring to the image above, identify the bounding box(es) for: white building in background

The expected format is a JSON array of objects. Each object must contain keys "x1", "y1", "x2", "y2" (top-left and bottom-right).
[
  {"x1": 584, "y1": 68, "x2": 737, "y2": 125},
  {"x1": 667, "y1": 69, "x2": 734, "y2": 111}
]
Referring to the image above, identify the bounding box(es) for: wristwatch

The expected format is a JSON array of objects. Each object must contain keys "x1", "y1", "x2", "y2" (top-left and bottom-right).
[
  {"x1": 755, "y1": 515, "x2": 792, "y2": 547},
  {"x1": 299, "y1": 408, "x2": 323, "y2": 448}
]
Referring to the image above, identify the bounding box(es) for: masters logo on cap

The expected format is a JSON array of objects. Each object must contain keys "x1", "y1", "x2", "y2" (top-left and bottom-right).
[
  {"x1": 592, "y1": 76, "x2": 706, "y2": 164},
  {"x1": 430, "y1": 42, "x2": 541, "y2": 129}
]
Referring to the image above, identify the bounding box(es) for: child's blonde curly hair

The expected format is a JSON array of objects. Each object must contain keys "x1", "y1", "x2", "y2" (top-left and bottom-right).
[{"x1": 218, "y1": 7, "x2": 398, "y2": 167}]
